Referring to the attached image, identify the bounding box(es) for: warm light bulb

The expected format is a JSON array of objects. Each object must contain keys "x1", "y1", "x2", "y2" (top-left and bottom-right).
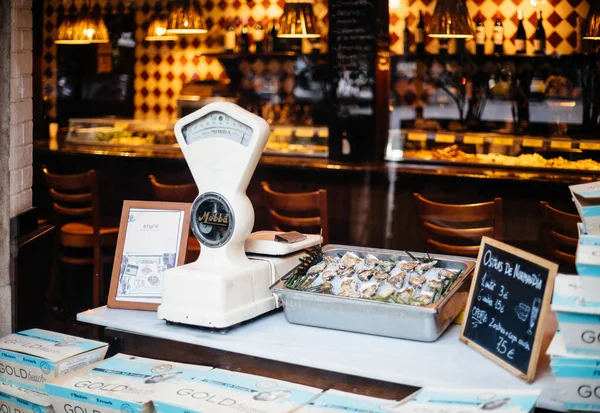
[
  {"x1": 156, "y1": 27, "x2": 167, "y2": 36},
  {"x1": 529, "y1": 0, "x2": 546, "y2": 6}
]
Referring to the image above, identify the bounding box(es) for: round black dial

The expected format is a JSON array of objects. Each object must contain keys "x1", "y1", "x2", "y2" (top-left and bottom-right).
[{"x1": 191, "y1": 192, "x2": 235, "y2": 248}]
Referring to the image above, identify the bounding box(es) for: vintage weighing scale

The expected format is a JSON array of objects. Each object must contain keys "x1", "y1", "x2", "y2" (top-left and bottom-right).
[{"x1": 158, "y1": 102, "x2": 321, "y2": 328}]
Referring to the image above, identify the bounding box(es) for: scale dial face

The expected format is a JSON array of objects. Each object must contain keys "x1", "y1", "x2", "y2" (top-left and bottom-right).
[
  {"x1": 191, "y1": 192, "x2": 235, "y2": 248},
  {"x1": 182, "y1": 111, "x2": 253, "y2": 147}
]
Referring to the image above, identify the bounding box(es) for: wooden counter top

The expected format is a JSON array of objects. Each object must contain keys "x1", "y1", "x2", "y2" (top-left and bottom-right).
[{"x1": 34, "y1": 140, "x2": 598, "y2": 184}]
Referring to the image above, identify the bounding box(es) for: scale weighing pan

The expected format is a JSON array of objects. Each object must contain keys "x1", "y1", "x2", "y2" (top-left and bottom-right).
[{"x1": 246, "y1": 231, "x2": 322, "y2": 256}]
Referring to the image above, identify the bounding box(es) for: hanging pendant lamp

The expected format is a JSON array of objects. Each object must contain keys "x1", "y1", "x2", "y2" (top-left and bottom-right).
[
  {"x1": 83, "y1": 3, "x2": 110, "y2": 44},
  {"x1": 55, "y1": 1, "x2": 90, "y2": 44},
  {"x1": 428, "y1": 0, "x2": 474, "y2": 39},
  {"x1": 55, "y1": 1, "x2": 109, "y2": 44},
  {"x1": 278, "y1": 0, "x2": 320, "y2": 38},
  {"x1": 146, "y1": 14, "x2": 178, "y2": 41},
  {"x1": 167, "y1": 0, "x2": 208, "y2": 35},
  {"x1": 584, "y1": 0, "x2": 600, "y2": 41}
]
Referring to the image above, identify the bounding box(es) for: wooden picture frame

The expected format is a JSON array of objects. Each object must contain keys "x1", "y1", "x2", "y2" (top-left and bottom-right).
[
  {"x1": 108, "y1": 200, "x2": 191, "y2": 311},
  {"x1": 459, "y1": 236, "x2": 558, "y2": 383}
]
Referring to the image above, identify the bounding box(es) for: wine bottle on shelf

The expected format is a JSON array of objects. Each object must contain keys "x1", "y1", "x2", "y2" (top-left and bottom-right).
[
  {"x1": 516, "y1": 9, "x2": 526, "y2": 54},
  {"x1": 475, "y1": 18, "x2": 485, "y2": 55},
  {"x1": 493, "y1": 18, "x2": 504, "y2": 55},
  {"x1": 416, "y1": 10, "x2": 425, "y2": 56},
  {"x1": 269, "y1": 19, "x2": 279, "y2": 52},
  {"x1": 240, "y1": 22, "x2": 250, "y2": 53},
  {"x1": 224, "y1": 20, "x2": 236, "y2": 53},
  {"x1": 254, "y1": 20, "x2": 264, "y2": 53},
  {"x1": 535, "y1": 11, "x2": 546, "y2": 55},
  {"x1": 439, "y1": 38, "x2": 448, "y2": 56},
  {"x1": 310, "y1": 37, "x2": 321, "y2": 54},
  {"x1": 403, "y1": 18, "x2": 410, "y2": 55}
]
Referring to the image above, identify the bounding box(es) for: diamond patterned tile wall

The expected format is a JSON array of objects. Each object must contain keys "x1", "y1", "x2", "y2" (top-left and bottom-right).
[
  {"x1": 43, "y1": 0, "x2": 328, "y2": 121},
  {"x1": 43, "y1": 0, "x2": 589, "y2": 121},
  {"x1": 389, "y1": 0, "x2": 590, "y2": 56}
]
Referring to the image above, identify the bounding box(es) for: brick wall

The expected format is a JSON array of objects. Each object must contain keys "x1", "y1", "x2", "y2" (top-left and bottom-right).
[
  {"x1": 1, "y1": 0, "x2": 33, "y2": 337},
  {"x1": 10, "y1": 0, "x2": 33, "y2": 218},
  {"x1": 0, "y1": 0, "x2": 11, "y2": 338}
]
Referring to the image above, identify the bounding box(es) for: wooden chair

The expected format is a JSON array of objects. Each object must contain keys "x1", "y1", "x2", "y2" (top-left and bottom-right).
[
  {"x1": 149, "y1": 175, "x2": 198, "y2": 203},
  {"x1": 43, "y1": 167, "x2": 119, "y2": 311},
  {"x1": 414, "y1": 193, "x2": 503, "y2": 257},
  {"x1": 148, "y1": 175, "x2": 199, "y2": 262},
  {"x1": 261, "y1": 182, "x2": 329, "y2": 245},
  {"x1": 540, "y1": 201, "x2": 579, "y2": 267}
]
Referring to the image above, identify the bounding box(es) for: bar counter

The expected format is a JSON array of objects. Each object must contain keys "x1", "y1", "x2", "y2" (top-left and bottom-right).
[
  {"x1": 34, "y1": 139, "x2": 600, "y2": 184},
  {"x1": 78, "y1": 306, "x2": 564, "y2": 411},
  {"x1": 33, "y1": 139, "x2": 594, "y2": 255}
]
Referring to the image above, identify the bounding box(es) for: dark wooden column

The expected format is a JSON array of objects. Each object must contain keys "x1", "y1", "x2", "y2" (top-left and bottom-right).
[{"x1": 328, "y1": 0, "x2": 390, "y2": 162}]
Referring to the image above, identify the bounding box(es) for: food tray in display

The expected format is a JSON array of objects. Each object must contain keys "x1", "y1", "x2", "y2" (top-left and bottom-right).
[{"x1": 272, "y1": 245, "x2": 475, "y2": 342}]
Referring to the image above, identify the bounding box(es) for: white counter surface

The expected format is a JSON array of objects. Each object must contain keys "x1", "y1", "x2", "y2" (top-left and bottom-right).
[{"x1": 78, "y1": 307, "x2": 564, "y2": 411}]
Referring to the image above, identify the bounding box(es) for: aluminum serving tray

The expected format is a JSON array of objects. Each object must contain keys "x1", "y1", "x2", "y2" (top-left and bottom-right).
[{"x1": 273, "y1": 244, "x2": 476, "y2": 342}]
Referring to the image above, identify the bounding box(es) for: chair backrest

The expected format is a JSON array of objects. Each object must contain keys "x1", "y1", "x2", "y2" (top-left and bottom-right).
[
  {"x1": 149, "y1": 175, "x2": 198, "y2": 203},
  {"x1": 42, "y1": 166, "x2": 100, "y2": 236},
  {"x1": 261, "y1": 182, "x2": 329, "y2": 245},
  {"x1": 414, "y1": 193, "x2": 503, "y2": 257},
  {"x1": 540, "y1": 201, "x2": 579, "y2": 266}
]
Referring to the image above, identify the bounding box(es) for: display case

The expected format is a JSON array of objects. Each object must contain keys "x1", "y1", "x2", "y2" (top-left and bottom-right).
[
  {"x1": 264, "y1": 125, "x2": 328, "y2": 157},
  {"x1": 386, "y1": 130, "x2": 600, "y2": 172},
  {"x1": 66, "y1": 118, "x2": 178, "y2": 148},
  {"x1": 65, "y1": 118, "x2": 328, "y2": 157}
]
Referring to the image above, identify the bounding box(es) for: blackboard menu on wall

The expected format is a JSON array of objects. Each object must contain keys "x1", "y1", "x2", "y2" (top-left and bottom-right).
[
  {"x1": 328, "y1": 0, "x2": 389, "y2": 161},
  {"x1": 460, "y1": 237, "x2": 558, "y2": 383}
]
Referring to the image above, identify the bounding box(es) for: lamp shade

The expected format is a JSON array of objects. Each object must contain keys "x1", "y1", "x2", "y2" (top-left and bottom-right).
[
  {"x1": 278, "y1": 0, "x2": 320, "y2": 38},
  {"x1": 56, "y1": 2, "x2": 109, "y2": 44},
  {"x1": 56, "y1": 15, "x2": 90, "y2": 44},
  {"x1": 584, "y1": 0, "x2": 600, "y2": 40},
  {"x1": 167, "y1": 0, "x2": 208, "y2": 34},
  {"x1": 84, "y1": 10, "x2": 110, "y2": 43},
  {"x1": 428, "y1": 0, "x2": 474, "y2": 39},
  {"x1": 146, "y1": 15, "x2": 178, "y2": 41}
]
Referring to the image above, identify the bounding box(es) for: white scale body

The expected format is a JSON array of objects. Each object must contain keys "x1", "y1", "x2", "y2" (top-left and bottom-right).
[{"x1": 158, "y1": 102, "x2": 320, "y2": 328}]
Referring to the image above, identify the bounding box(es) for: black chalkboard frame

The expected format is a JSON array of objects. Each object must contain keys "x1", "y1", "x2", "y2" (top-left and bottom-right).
[{"x1": 459, "y1": 236, "x2": 558, "y2": 383}]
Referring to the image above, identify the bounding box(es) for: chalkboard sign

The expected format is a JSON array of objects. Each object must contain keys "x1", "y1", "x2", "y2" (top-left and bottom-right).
[
  {"x1": 460, "y1": 237, "x2": 558, "y2": 383},
  {"x1": 328, "y1": 0, "x2": 389, "y2": 161}
]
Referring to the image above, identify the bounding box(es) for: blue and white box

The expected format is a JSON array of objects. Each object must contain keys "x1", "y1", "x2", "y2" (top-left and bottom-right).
[
  {"x1": 0, "y1": 382, "x2": 53, "y2": 413},
  {"x1": 576, "y1": 236, "x2": 600, "y2": 277},
  {"x1": 548, "y1": 333, "x2": 600, "y2": 411},
  {"x1": 88, "y1": 353, "x2": 212, "y2": 383},
  {"x1": 391, "y1": 387, "x2": 540, "y2": 413},
  {"x1": 152, "y1": 368, "x2": 322, "y2": 413},
  {"x1": 570, "y1": 182, "x2": 600, "y2": 236},
  {"x1": 553, "y1": 275, "x2": 600, "y2": 356},
  {"x1": 45, "y1": 354, "x2": 212, "y2": 413},
  {"x1": 296, "y1": 389, "x2": 404, "y2": 413},
  {"x1": 0, "y1": 329, "x2": 108, "y2": 392}
]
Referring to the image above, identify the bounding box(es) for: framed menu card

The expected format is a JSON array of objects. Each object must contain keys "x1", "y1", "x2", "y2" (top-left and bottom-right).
[{"x1": 108, "y1": 201, "x2": 191, "y2": 311}]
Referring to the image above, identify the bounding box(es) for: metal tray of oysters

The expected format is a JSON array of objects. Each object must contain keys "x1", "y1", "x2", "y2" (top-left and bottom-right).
[{"x1": 272, "y1": 245, "x2": 475, "y2": 342}]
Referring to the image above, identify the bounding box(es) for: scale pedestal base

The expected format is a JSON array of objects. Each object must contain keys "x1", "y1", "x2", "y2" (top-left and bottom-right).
[{"x1": 158, "y1": 259, "x2": 276, "y2": 328}]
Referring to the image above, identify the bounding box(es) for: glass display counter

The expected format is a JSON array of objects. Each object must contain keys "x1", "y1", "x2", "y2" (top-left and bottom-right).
[
  {"x1": 66, "y1": 118, "x2": 177, "y2": 147},
  {"x1": 386, "y1": 130, "x2": 600, "y2": 172},
  {"x1": 65, "y1": 118, "x2": 328, "y2": 158}
]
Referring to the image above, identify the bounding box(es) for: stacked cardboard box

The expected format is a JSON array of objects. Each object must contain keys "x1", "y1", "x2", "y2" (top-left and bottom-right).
[
  {"x1": 546, "y1": 183, "x2": 600, "y2": 410},
  {"x1": 0, "y1": 329, "x2": 108, "y2": 413}
]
